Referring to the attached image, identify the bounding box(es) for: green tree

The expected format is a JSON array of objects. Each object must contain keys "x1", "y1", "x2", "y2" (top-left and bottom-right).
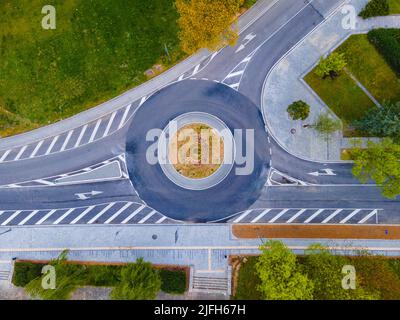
[
  {"x1": 255, "y1": 240, "x2": 314, "y2": 300},
  {"x1": 312, "y1": 112, "x2": 342, "y2": 140},
  {"x1": 111, "y1": 258, "x2": 161, "y2": 300},
  {"x1": 352, "y1": 138, "x2": 400, "y2": 199},
  {"x1": 287, "y1": 100, "x2": 310, "y2": 121},
  {"x1": 315, "y1": 52, "x2": 347, "y2": 79},
  {"x1": 176, "y1": 0, "x2": 243, "y2": 54},
  {"x1": 353, "y1": 101, "x2": 400, "y2": 142}
]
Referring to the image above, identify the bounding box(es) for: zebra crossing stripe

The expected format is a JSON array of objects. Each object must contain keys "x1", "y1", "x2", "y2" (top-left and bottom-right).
[
  {"x1": 304, "y1": 209, "x2": 324, "y2": 224},
  {"x1": 340, "y1": 209, "x2": 362, "y2": 224},
  {"x1": 104, "y1": 203, "x2": 132, "y2": 224},
  {"x1": 88, "y1": 203, "x2": 115, "y2": 224},
  {"x1": 138, "y1": 210, "x2": 156, "y2": 224},
  {"x1": 268, "y1": 209, "x2": 289, "y2": 223},
  {"x1": 70, "y1": 206, "x2": 95, "y2": 225},
  {"x1": 18, "y1": 210, "x2": 39, "y2": 226},
  {"x1": 36, "y1": 209, "x2": 57, "y2": 225},
  {"x1": 53, "y1": 208, "x2": 75, "y2": 225},
  {"x1": 286, "y1": 209, "x2": 307, "y2": 223},
  {"x1": 233, "y1": 210, "x2": 252, "y2": 223},
  {"x1": 251, "y1": 209, "x2": 271, "y2": 223},
  {"x1": 358, "y1": 209, "x2": 378, "y2": 224},
  {"x1": 121, "y1": 205, "x2": 145, "y2": 224},
  {"x1": 1, "y1": 211, "x2": 22, "y2": 226},
  {"x1": 321, "y1": 209, "x2": 343, "y2": 224}
]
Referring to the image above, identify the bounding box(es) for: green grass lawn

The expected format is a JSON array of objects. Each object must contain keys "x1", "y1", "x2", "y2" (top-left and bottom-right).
[
  {"x1": 0, "y1": 0, "x2": 183, "y2": 137},
  {"x1": 389, "y1": 0, "x2": 400, "y2": 14},
  {"x1": 233, "y1": 257, "x2": 262, "y2": 300}
]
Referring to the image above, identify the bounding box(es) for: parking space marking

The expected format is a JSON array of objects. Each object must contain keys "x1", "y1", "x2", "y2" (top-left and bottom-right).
[{"x1": 121, "y1": 205, "x2": 145, "y2": 224}]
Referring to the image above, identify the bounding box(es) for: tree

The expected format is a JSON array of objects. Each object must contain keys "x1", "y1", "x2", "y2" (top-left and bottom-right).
[
  {"x1": 353, "y1": 101, "x2": 400, "y2": 143},
  {"x1": 175, "y1": 0, "x2": 242, "y2": 54},
  {"x1": 302, "y1": 244, "x2": 377, "y2": 300},
  {"x1": 315, "y1": 52, "x2": 347, "y2": 79},
  {"x1": 352, "y1": 138, "x2": 400, "y2": 199},
  {"x1": 312, "y1": 112, "x2": 342, "y2": 140},
  {"x1": 287, "y1": 100, "x2": 311, "y2": 121},
  {"x1": 255, "y1": 240, "x2": 314, "y2": 300},
  {"x1": 111, "y1": 258, "x2": 161, "y2": 300}
]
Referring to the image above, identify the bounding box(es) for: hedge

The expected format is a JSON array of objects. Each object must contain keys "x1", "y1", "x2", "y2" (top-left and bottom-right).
[
  {"x1": 368, "y1": 28, "x2": 400, "y2": 76},
  {"x1": 160, "y1": 269, "x2": 187, "y2": 294},
  {"x1": 359, "y1": 0, "x2": 390, "y2": 18}
]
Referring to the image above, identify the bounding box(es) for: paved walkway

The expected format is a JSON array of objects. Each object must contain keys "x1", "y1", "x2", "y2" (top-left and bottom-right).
[{"x1": 262, "y1": 0, "x2": 400, "y2": 161}]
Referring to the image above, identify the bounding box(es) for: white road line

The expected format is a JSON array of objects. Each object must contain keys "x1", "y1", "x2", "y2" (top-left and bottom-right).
[
  {"x1": 242, "y1": 55, "x2": 252, "y2": 63},
  {"x1": 88, "y1": 203, "x2": 115, "y2": 224},
  {"x1": 0, "y1": 211, "x2": 4, "y2": 219},
  {"x1": 210, "y1": 51, "x2": 218, "y2": 61},
  {"x1": 178, "y1": 74, "x2": 184, "y2": 81},
  {"x1": 70, "y1": 206, "x2": 95, "y2": 225},
  {"x1": 268, "y1": 209, "x2": 289, "y2": 223},
  {"x1": 118, "y1": 104, "x2": 132, "y2": 130},
  {"x1": 286, "y1": 209, "x2": 307, "y2": 223},
  {"x1": 156, "y1": 216, "x2": 167, "y2": 224},
  {"x1": 139, "y1": 96, "x2": 147, "y2": 107},
  {"x1": 88, "y1": 119, "x2": 102, "y2": 143},
  {"x1": 229, "y1": 83, "x2": 240, "y2": 90},
  {"x1": 1, "y1": 211, "x2": 22, "y2": 226},
  {"x1": 74, "y1": 124, "x2": 88, "y2": 148},
  {"x1": 251, "y1": 209, "x2": 271, "y2": 223},
  {"x1": 36, "y1": 209, "x2": 57, "y2": 225},
  {"x1": 321, "y1": 209, "x2": 343, "y2": 224},
  {"x1": 104, "y1": 203, "x2": 132, "y2": 224},
  {"x1": 0, "y1": 150, "x2": 11, "y2": 162},
  {"x1": 304, "y1": 209, "x2": 324, "y2": 224},
  {"x1": 60, "y1": 130, "x2": 74, "y2": 152},
  {"x1": 138, "y1": 210, "x2": 156, "y2": 224},
  {"x1": 121, "y1": 205, "x2": 145, "y2": 224},
  {"x1": 358, "y1": 209, "x2": 378, "y2": 224},
  {"x1": 45, "y1": 135, "x2": 59, "y2": 155},
  {"x1": 102, "y1": 112, "x2": 116, "y2": 138},
  {"x1": 53, "y1": 208, "x2": 75, "y2": 225},
  {"x1": 225, "y1": 70, "x2": 244, "y2": 79},
  {"x1": 34, "y1": 179, "x2": 54, "y2": 186},
  {"x1": 29, "y1": 140, "x2": 44, "y2": 158},
  {"x1": 340, "y1": 209, "x2": 362, "y2": 224},
  {"x1": 18, "y1": 210, "x2": 39, "y2": 226},
  {"x1": 192, "y1": 64, "x2": 200, "y2": 75},
  {"x1": 233, "y1": 210, "x2": 252, "y2": 223},
  {"x1": 14, "y1": 145, "x2": 27, "y2": 161}
]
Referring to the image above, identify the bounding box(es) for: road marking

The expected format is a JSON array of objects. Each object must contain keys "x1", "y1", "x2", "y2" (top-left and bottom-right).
[
  {"x1": 308, "y1": 168, "x2": 336, "y2": 177},
  {"x1": 35, "y1": 179, "x2": 54, "y2": 186},
  {"x1": 286, "y1": 209, "x2": 307, "y2": 223},
  {"x1": 60, "y1": 130, "x2": 74, "y2": 152},
  {"x1": 321, "y1": 209, "x2": 343, "y2": 224},
  {"x1": 0, "y1": 150, "x2": 11, "y2": 162},
  {"x1": 70, "y1": 206, "x2": 95, "y2": 225},
  {"x1": 45, "y1": 135, "x2": 59, "y2": 155},
  {"x1": 304, "y1": 209, "x2": 324, "y2": 224},
  {"x1": 35, "y1": 209, "x2": 57, "y2": 225},
  {"x1": 358, "y1": 209, "x2": 378, "y2": 224},
  {"x1": 75, "y1": 191, "x2": 103, "y2": 200},
  {"x1": 156, "y1": 216, "x2": 167, "y2": 224},
  {"x1": 118, "y1": 104, "x2": 132, "y2": 130},
  {"x1": 242, "y1": 55, "x2": 252, "y2": 63},
  {"x1": 268, "y1": 209, "x2": 289, "y2": 223},
  {"x1": 74, "y1": 124, "x2": 88, "y2": 148},
  {"x1": 53, "y1": 208, "x2": 75, "y2": 225},
  {"x1": 18, "y1": 210, "x2": 39, "y2": 226},
  {"x1": 104, "y1": 203, "x2": 132, "y2": 224},
  {"x1": 233, "y1": 210, "x2": 252, "y2": 223},
  {"x1": 340, "y1": 209, "x2": 361, "y2": 224},
  {"x1": 138, "y1": 210, "x2": 156, "y2": 224},
  {"x1": 1, "y1": 211, "x2": 22, "y2": 226},
  {"x1": 229, "y1": 83, "x2": 240, "y2": 90},
  {"x1": 102, "y1": 112, "x2": 116, "y2": 138},
  {"x1": 121, "y1": 205, "x2": 145, "y2": 224},
  {"x1": 235, "y1": 32, "x2": 256, "y2": 53},
  {"x1": 88, "y1": 119, "x2": 102, "y2": 143},
  {"x1": 251, "y1": 209, "x2": 271, "y2": 223},
  {"x1": 178, "y1": 74, "x2": 184, "y2": 81},
  {"x1": 14, "y1": 145, "x2": 27, "y2": 161},
  {"x1": 225, "y1": 70, "x2": 244, "y2": 79},
  {"x1": 88, "y1": 203, "x2": 115, "y2": 224},
  {"x1": 192, "y1": 64, "x2": 200, "y2": 75},
  {"x1": 29, "y1": 140, "x2": 44, "y2": 158}
]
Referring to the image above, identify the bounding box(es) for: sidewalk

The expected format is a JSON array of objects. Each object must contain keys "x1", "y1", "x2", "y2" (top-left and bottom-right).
[{"x1": 262, "y1": 0, "x2": 399, "y2": 161}]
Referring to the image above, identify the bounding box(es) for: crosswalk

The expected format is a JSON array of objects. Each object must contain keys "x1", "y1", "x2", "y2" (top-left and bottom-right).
[
  {"x1": 228, "y1": 208, "x2": 382, "y2": 225},
  {"x1": 0, "y1": 202, "x2": 179, "y2": 227}
]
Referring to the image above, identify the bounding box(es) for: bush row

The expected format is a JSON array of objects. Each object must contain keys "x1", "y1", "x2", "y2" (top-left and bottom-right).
[{"x1": 359, "y1": 0, "x2": 389, "y2": 18}]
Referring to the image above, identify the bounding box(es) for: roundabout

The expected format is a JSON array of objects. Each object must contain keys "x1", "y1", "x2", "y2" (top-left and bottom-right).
[{"x1": 125, "y1": 79, "x2": 271, "y2": 222}]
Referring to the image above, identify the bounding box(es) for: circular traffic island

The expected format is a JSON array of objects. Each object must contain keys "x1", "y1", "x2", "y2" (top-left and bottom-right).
[{"x1": 125, "y1": 79, "x2": 270, "y2": 222}]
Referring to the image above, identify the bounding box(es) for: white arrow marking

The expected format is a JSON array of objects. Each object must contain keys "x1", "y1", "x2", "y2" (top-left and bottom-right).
[
  {"x1": 75, "y1": 190, "x2": 103, "y2": 200},
  {"x1": 235, "y1": 33, "x2": 256, "y2": 53},
  {"x1": 308, "y1": 168, "x2": 336, "y2": 177}
]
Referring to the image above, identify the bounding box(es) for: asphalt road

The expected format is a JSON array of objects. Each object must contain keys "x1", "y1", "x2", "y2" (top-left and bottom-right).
[{"x1": 0, "y1": 0, "x2": 399, "y2": 224}]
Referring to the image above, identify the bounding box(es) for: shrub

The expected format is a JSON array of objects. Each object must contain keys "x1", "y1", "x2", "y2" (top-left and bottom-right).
[
  {"x1": 315, "y1": 53, "x2": 347, "y2": 79},
  {"x1": 287, "y1": 100, "x2": 311, "y2": 121},
  {"x1": 12, "y1": 262, "x2": 44, "y2": 287},
  {"x1": 359, "y1": 0, "x2": 389, "y2": 19},
  {"x1": 313, "y1": 112, "x2": 342, "y2": 140},
  {"x1": 160, "y1": 269, "x2": 187, "y2": 294},
  {"x1": 368, "y1": 28, "x2": 400, "y2": 76}
]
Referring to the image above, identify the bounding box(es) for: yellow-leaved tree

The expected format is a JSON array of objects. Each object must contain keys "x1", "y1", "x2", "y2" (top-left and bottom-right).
[{"x1": 176, "y1": 0, "x2": 243, "y2": 54}]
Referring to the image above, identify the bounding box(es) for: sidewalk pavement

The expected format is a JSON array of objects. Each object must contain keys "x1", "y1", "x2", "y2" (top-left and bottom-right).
[{"x1": 262, "y1": 0, "x2": 399, "y2": 161}]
